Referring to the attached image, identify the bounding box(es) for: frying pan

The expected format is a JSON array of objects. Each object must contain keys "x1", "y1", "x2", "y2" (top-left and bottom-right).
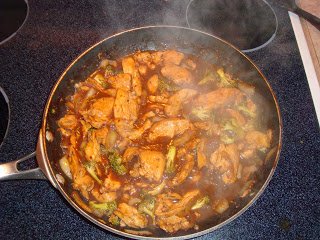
[{"x1": 0, "y1": 26, "x2": 282, "y2": 239}]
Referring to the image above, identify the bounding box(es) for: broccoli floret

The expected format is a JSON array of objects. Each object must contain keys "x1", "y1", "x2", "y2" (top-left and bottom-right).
[
  {"x1": 237, "y1": 103, "x2": 256, "y2": 118},
  {"x1": 148, "y1": 180, "x2": 166, "y2": 196},
  {"x1": 138, "y1": 195, "x2": 156, "y2": 224},
  {"x1": 198, "y1": 70, "x2": 218, "y2": 85},
  {"x1": 108, "y1": 150, "x2": 127, "y2": 175},
  {"x1": 108, "y1": 214, "x2": 120, "y2": 226},
  {"x1": 165, "y1": 146, "x2": 176, "y2": 174},
  {"x1": 93, "y1": 74, "x2": 109, "y2": 89},
  {"x1": 84, "y1": 162, "x2": 102, "y2": 184},
  {"x1": 105, "y1": 65, "x2": 115, "y2": 76},
  {"x1": 190, "y1": 107, "x2": 214, "y2": 121},
  {"x1": 158, "y1": 77, "x2": 180, "y2": 92},
  {"x1": 217, "y1": 68, "x2": 237, "y2": 88},
  {"x1": 220, "y1": 135, "x2": 235, "y2": 144},
  {"x1": 191, "y1": 196, "x2": 210, "y2": 210},
  {"x1": 220, "y1": 118, "x2": 244, "y2": 144},
  {"x1": 89, "y1": 200, "x2": 117, "y2": 216}
]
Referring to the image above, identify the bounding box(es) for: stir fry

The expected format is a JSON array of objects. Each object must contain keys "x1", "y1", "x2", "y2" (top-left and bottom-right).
[{"x1": 57, "y1": 50, "x2": 273, "y2": 234}]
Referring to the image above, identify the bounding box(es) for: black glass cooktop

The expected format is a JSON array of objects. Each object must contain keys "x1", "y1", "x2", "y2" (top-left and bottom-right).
[
  {"x1": 186, "y1": 0, "x2": 278, "y2": 52},
  {"x1": 0, "y1": 87, "x2": 9, "y2": 148},
  {"x1": 0, "y1": 0, "x2": 28, "y2": 44},
  {"x1": 0, "y1": 0, "x2": 319, "y2": 239}
]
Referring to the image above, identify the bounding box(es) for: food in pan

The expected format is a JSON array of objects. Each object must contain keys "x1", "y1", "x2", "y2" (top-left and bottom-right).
[{"x1": 57, "y1": 50, "x2": 273, "y2": 234}]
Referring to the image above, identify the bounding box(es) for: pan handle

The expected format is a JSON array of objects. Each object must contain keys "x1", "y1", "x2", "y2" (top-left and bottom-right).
[
  {"x1": 295, "y1": 7, "x2": 320, "y2": 31},
  {"x1": 0, "y1": 152, "x2": 46, "y2": 180}
]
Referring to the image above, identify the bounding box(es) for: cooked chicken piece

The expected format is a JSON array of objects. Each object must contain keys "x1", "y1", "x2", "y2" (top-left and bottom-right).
[
  {"x1": 148, "y1": 95, "x2": 168, "y2": 104},
  {"x1": 145, "y1": 103, "x2": 165, "y2": 113},
  {"x1": 73, "y1": 174, "x2": 94, "y2": 200},
  {"x1": 80, "y1": 97, "x2": 114, "y2": 128},
  {"x1": 193, "y1": 121, "x2": 220, "y2": 134},
  {"x1": 210, "y1": 144, "x2": 240, "y2": 184},
  {"x1": 193, "y1": 88, "x2": 244, "y2": 111},
  {"x1": 245, "y1": 130, "x2": 272, "y2": 149},
  {"x1": 122, "y1": 57, "x2": 142, "y2": 96},
  {"x1": 84, "y1": 131, "x2": 101, "y2": 162},
  {"x1": 122, "y1": 147, "x2": 139, "y2": 163},
  {"x1": 148, "y1": 119, "x2": 192, "y2": 142},
  {"x1": 155, "y1": 190, "x2": 199, "y2": 217},
  {"x1": 94, "y1": 127, "x2": 109, "y2": 147},
  {"x1": 91, "y1": 188, "x2": 117, "y2": 202},
  {"x1": 117, "y1": 138, "x2": 132, "y2": 152},
  {"x1": 171, "y1": 154, "x2": 195, "y2": 186},
  {"x1": 163, "y1": 50, "x2": 184, "y2": 65},
  {"x1": 114, "y1": 203, "x2": 148, "y2": 229},
  {"x1": 197, "y1": 139, "x2": 207, "y2": 169},
  {"x1": 115, "y1": 119, "x2": 152, "y2": 140},
  {"x1": 104, "y1": 88, "x2": 117, "y2": 97},
  {"x1": 185, "y1": 59, "x2": 197, "y2": 70},
  {"x1": 226, "y1": 109, "x2": 246, "y2": 125},
  {"x1": 129, "y1": 150, "x2": 166, "y2": 182},
  {"x1": 212, "y1": 198, "x2": 229, "y2": 214},
  {"x1": 138, "y1": 65, "x2": 148, "y2": 75},
  {"x1": 123, "y1": 184, "x2": 138, "y2": 196},
  {"x1": 58, "y1": 114, "x2": 78, "y2": 136},
  {"x1": 155, "y1": 193, "x2": 181, "y2": 217},
  {"x1": 147, "y1": 74, "x2": 159, "y2": 94},
  {"x1": 242, "y1": 165, "x2": 258, "y2": 182},
  {"x1": 132, "y1": 75, "x2": 142, "y2": 97},
  {"x1": 80, "y1": 120, "x2": 92, "y2": 138},
  {"x1": 107, "y1": 73, "x2": 131, "y2": 91},
  {"x1": 176, "y1": 148, "x2": 187, "y2": 159},
  {"x1": 134, "y1": 52, "x2": 152, "y2": 65},
  {"x1": 141, "y1": 111, "x2": 156, "y2": 121},
  {"x1": 122, "y1": 57, "x2": 136, "y2": 75},
  {"x1": 165, "y1": 89, "x2": 197, "y2": 117},
  {"x1": 240, "y1": 148, "x2": 255, "y2": 160},
  {"x1": 68, "y1": 148, "x2": 94, "y2": 199},
  {"x1": 157, "y1": 215, "x2": 194, "y2": 233},
  {"x1": 114, "y1": 89, "x2": 139, "y2": 120},
  {"x1": 173, "y1": 130, "x2": 196, "y2": 147},
  {"x1": 85, "y1": 77, "x2": 107, "y2": 93},
  {"x1": 161, "y1": 65, "x2": 193, "y2": 86},
  {"x1": 151, "y1": 51, "x2": 163, "y2": 65},
  {"x1": 103, "y1": 173, "x2": 121, "y2": 191}
]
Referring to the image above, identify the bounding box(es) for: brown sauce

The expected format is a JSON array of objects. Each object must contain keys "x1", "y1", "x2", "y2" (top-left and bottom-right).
[{"x1": 56, "y1": 50, "x2": 273, "y2": 234}]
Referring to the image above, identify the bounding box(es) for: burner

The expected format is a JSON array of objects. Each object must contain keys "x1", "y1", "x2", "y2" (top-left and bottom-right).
[
  {"x1": 186, "y1": 0, "x2": 278, "y2": 52},
  {"x1": 0, "y1": 87, "x2": 10, "y2": 148},
  {"x1": 0, "y1": 0, "x2": 28, "y2": 44}
]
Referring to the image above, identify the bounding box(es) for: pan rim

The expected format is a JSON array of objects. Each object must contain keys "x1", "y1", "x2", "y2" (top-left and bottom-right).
[{"x1": 40, "y1": 25, "x2": 282, "y2": 240}]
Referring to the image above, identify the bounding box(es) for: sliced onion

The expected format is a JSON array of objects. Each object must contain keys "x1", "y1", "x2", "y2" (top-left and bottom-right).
[
  {"x1": 56, "y1": 173, "x2": 65, "y2": 185},
  {"x1": 128, "y1": 197, "x2": 141, "y2": 206},
  {"x1": 106, "y1": 129, "x2": 118, "y2": 149},
  {"x1": 59, "y1": 156, "x2": 72, "y2": 179},
  {"x1": 214, "y1": 199, "x2": 229, "y2": 214},
  {"x1": 46, "y1": 131, "x2": 54, "y2": 142},
  {"x1": 85, "y1": 88, "x2": 96, "y2": 99}
]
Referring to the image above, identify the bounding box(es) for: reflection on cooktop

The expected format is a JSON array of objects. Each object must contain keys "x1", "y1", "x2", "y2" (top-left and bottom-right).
[
  {"x1": 0, "y1": 87, "x2": 10, "y2": 148},
  {"x1": 186, "y1": 0, "x2": 278, "y2": 52},
  {"x1": 0, "y1": 0, "x2": 28, "y2": 44}
]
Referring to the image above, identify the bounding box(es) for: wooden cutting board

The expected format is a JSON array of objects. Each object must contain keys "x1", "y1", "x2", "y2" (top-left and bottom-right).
[{"x1": 297, "y1": 0, "x2": 320, "y2": 83}]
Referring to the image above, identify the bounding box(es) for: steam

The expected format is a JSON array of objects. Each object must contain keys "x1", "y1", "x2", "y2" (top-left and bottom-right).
[{"x1": 185, "y1": 0, "x2": 278, "y2": 52}]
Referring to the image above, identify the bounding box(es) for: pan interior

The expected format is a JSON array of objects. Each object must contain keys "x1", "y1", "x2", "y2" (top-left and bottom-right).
[{"x1": 43, "y1": 27, "x2": 281, "y2": 239}]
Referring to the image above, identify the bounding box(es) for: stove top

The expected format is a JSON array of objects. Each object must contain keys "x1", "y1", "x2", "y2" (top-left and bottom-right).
[{"x1": 0, "y1": 0, "x2": 319, "y2": 239}]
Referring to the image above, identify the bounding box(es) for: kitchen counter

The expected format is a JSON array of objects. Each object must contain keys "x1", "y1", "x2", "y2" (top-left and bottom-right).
[
  {"x1": 0, "y1": 0, "x2": 319, "y2": 239},
  {"x1": 298, "y1": 0, "x2": 320, "y2": 84}
]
